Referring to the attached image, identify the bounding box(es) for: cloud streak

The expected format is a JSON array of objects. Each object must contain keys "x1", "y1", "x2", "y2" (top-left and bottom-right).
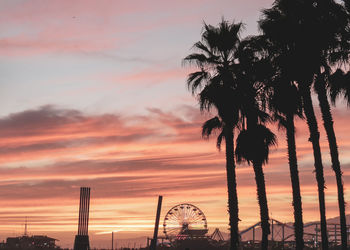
[{"x1": 0, "y1": 105, "x2": 349, "y2": 248}]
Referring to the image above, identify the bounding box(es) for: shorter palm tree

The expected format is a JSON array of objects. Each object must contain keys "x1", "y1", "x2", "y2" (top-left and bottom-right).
[{"x1": 235, "y1": 123, "x2": 277, "y2": 250}]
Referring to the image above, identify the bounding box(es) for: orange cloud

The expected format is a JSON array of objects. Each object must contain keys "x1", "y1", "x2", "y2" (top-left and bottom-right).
[{"x1": 0, "y1": 105, "x2": 348, "y2": 248}]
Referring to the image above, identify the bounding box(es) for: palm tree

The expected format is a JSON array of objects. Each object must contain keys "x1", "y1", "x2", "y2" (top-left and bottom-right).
[
  {"x1": 243, "y1": 33, "x2": 305, "y2": 249},
  {"x1": 258, "y1": 1, "x2": 349, "y2": 248},
  {"x1": 269, "y1": 78, "x2": 305, "y2": 249},
  {"x1": 233, "y1": 37, "x2": 277, "y2": 250},
  {"x1": 235, "y1": 123, "x2": 276, "y2": 250},
  {"x1": 312, "y1": 3, "x2": 350, "y2": 248},
  {"x1": 183, "y1": 20, "x2": 244, "y2": 250},
  {"x1": 314, "y1": 72, "x2": 348, "y2": 250}
]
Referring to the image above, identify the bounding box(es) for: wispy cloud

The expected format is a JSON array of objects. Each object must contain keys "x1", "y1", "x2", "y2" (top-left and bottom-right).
[{"x1": 0, "y1": 105, "x2": 348, "y2": 248}]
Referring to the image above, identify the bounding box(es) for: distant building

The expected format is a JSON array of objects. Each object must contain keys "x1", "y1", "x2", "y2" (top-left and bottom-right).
[{"x1": 2, "y1": 235, "x2": 60, "y2": 249}]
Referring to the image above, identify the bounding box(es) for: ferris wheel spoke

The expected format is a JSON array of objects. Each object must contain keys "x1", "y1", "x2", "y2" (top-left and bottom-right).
[
  {"x1": 188, "y1": 216, "x2": 205, "y2": 225},
  {"x1": 173, "y1": 208, "x2": 182, "y2": 221},
  {"x1": 178, "y1": 209, "x2": 184, "y2": 222},
  {"x1": 187, "y1": 207, "x2": 192, "y2": 219},
  {"x1": 188, "y1": 214, "x2": 201, "y2": 222},
  {"x1": 187, "y1": 210, "x2": 198, "y2": 223},
  {"x1": 185, "y1": 206, "x2": 190, "y2": 219},
  {"x1": 169, "y1": 211, "x2": 182, "y2": 220},
  {"x1": 189, "y1": 210, "x2": 195, "y2": 218},
  {"x1": 169, "y1": 214, "x2": 181, "y2": 224},
  {"x1": 173, "y1": 210, "x2": 182, "y2": 221},
  {"x1": 191, "y1": 209, "x2": 199, "y2": 219}
]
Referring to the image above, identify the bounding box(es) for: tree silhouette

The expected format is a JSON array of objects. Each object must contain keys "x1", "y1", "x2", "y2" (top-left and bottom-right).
[
  {"x1": 312, "y1": 3, "x2": 349, "y2": 248},
  {"x1": 183, "y1": 20, "x2": 244, "y2": 250},
  {"x1": 269, "y1": 77, "x2": 305, "y2": 249},
  {"x1": 258, "y1": 1, "x2": 350, "y2": 248},
  {"x1": 233, "y1": 36, "x2": 276, "y2": 250}
]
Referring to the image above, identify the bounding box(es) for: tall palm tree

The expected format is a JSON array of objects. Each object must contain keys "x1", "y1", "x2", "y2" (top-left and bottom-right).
[
  {"x1": 183, "y1": 20, "x2": 244, "y2": 250},
  {"x1": 233, "y1": 37, "x2": 277, "y2": 250},
  {"x1": 258, "y1": 1, "x2": 349, "y2": 248},
  {"x1": 314, "y1": 72, "x2": 348, "y2": 250},
  {"x1": 312, "y1": 3, "x2": 350, "y2": 248},
  {"x1": 269, "y1": 79, "x2": 305, "y2": 249},
  {"x1": 244, "y1": 33, "x2": 305, "y2": 249}
]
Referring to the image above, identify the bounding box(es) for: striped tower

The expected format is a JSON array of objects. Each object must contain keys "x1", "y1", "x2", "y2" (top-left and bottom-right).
[{"x1": 73, "y1": 187, "x2": 91, "y2": 250}]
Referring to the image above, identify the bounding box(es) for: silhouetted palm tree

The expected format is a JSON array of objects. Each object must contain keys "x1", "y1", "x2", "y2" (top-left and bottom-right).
[
  {"x1": 314, "y1": 72, "x2": 348, "y2": 250},
  {"x1": 312, "y1": 3, "x2": 349, "y2": 248},
  {"x1": 235, "y1": 124, "x2": 276, "y2": 250},
  {"x1": 233, "y1": 36, "x2": 276, "y2": 250},
  {"x1": 183, "y1": 20, "x2": 244, "y2": 250},
  {"x1": 269, "y1": 78, "x2": 305, "y2": 249},
  {"x1": 240, "y1": 33, "x2": 305, "y2": 248},
  {"x1": 259, "y1": 1, "x2": 349, "y2": 248}
]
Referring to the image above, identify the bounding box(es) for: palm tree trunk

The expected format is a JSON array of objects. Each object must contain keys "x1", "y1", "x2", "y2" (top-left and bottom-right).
[
  {"x1": 225, "y1": 127, "x2": 240, "y2": 250},
  {"x1": 286, "y1": 113, "x2": 304, "y2": 249},
  {"x1": 301, "y1": 85, "x2": 329, "y2": 250},
  {"x1": 247, "y1": 112, "x2": 270, "y2": 250},
  {"x1": 252, "y1": 161, "x2": 270, "y2": 250},
  {"x1": 315, "y1": 79, "x2": 347, "y2": 250}
]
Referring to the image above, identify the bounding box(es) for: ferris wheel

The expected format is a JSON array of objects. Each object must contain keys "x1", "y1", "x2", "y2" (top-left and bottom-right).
[{"x1": 163, "y1": 203, "x2": 208, "y2": 239}]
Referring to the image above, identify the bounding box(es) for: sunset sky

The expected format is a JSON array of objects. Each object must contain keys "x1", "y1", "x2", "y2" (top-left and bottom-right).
[{"x1": 1, "y1": 0, "x2": 350, "y2": 248}]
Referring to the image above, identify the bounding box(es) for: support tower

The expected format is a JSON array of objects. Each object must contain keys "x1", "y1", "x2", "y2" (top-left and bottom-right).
[{"x1": 73, "y1": 187, "x2": 91, "y2": 250}]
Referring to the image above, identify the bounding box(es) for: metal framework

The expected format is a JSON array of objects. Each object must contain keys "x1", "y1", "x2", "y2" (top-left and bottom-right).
[
  {"x1": 78, "y1": 187, "x2": 91, "y2": 236},
  {"x1": 239, "y1": 218, "x2": 350, "y2": 248},
  {"x1": 74, "y1": 187, "x2": 91, "y2": 250}
]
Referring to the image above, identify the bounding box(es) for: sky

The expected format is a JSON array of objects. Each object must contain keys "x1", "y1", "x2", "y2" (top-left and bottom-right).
[{"x1": 1, "y1": 0, "x2": 350, "y2": 248}]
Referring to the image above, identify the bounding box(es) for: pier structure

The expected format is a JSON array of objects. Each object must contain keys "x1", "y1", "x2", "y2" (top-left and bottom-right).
[
  {"x1": 239, "y1": 218, "x2": 350, "y2": 249},
  {"x1": 73, "y1": 187, "x2": 91, "y2": 250}
]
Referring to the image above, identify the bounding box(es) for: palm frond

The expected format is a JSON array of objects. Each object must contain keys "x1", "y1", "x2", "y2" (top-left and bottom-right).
[
  {"x1": 183, "y1": 53, "x2": 214, "y2": 67},
  {"x1": 202, "y1": 116, "x2": 222, "y2": 139},
  {"x1": 272, "y1": 113, "x2": 287, "y2": 131},
  {"x1": 193, "y1": 41, "x2": 215, "y2": 58},
  {"x1": 186, "y1": 70, "x2": 209, "y2": 94},
  {"x1": 216, "y1": 130, "x2": 225, "y2": 150},
  {"x1": 235, "y1": 125, "x2": 277, "y2": 165},
  {"x1": 235, "y1": 129, "x2": 252, "y2": 164},
  {"x1": 329, "y1": 68, "x2": 348, "y2": 105}
]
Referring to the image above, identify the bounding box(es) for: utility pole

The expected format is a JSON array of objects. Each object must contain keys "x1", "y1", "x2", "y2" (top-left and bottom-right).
[
  {"x1": 112, "y1": 231, "x2": 114, "y2": 250},
  {"x1": 24, "y1": 217, "x2": 28, "y2": 236},
  {"x1": 150, "y1": 196, "x2": 163, "y2": 250}
]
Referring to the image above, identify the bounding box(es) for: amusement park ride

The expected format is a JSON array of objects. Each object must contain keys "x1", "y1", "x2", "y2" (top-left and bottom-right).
[
  {"x1": 163, "y1": 203, "x2": 208, "y2": 240},
  {"x1": 147, "y1": 201, "x2": 350, "y2": 249},
  {"x1": 147, "y1": 203, "x2": 226, "y2": 248}
]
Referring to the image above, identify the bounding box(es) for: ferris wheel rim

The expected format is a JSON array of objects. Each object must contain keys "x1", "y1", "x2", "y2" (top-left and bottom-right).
[{"x1": 163, "y1": 203, "x2": 208, "y2": 239}]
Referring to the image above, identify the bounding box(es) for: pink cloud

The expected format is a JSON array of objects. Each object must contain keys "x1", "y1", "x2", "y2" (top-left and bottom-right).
[{"x1": 0, "y1": 104, "x2": 348, "y2": 247}]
